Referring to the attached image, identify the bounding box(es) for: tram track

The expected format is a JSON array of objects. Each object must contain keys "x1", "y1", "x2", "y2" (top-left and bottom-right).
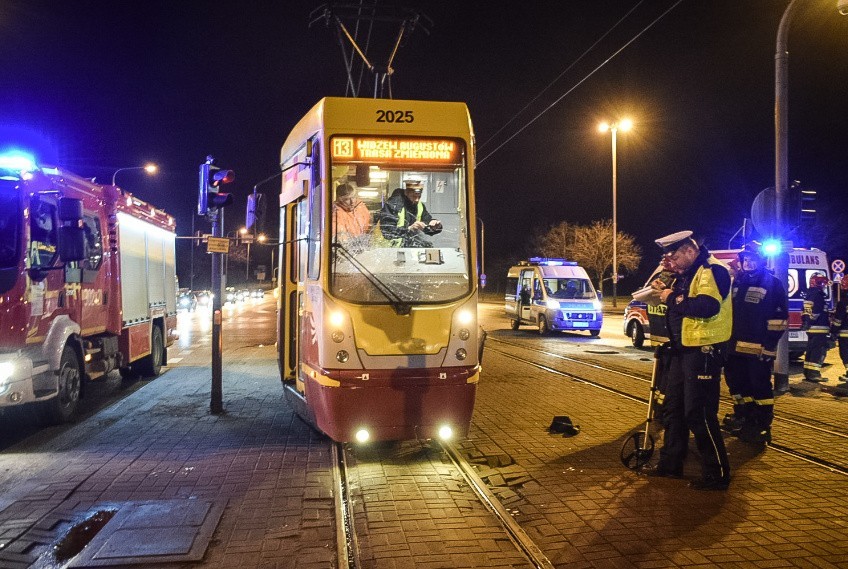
[
  {"x1": 331, "y1": 438, "x2": 553, "y2": 569},
  {"x1": 487, "y1": 336, "x2": 848, "y2": 476}
]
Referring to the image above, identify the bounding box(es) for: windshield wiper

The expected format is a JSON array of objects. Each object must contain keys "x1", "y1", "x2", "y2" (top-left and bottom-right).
[{"x1": 331, "y1": 242, "x2": 411, "y2": 315}]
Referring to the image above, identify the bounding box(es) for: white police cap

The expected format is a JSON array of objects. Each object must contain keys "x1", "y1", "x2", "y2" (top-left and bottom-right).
[{"x1": 655, "y1": 230, "x2": 695, "y2": 254}]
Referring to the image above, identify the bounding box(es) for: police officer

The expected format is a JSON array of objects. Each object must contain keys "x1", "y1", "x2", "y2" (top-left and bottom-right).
[
  {"x1": 644, "y1": 231, "x2": 732, "y2": 490},
  {"x1": 723, "y1": 243, "x2": 787, "y2": 444},
  {"x1": 802, "y1": 274, "x2": 831, "y2": 382},
  {"x1": 830, "y1": 278, "x2": 848, "y2": 382}
]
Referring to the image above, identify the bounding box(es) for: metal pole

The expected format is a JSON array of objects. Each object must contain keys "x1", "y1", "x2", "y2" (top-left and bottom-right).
[
  {"x1": 773, "y1": 0, "x2": 803, "y2": 393},
  {"x1": 190, "y1": 214, "x2": 195, "y2": 291},
  {"x1": 611, "y1": 127, "x2": 618, "y2": 308},
  {"x1": 210, "y1": 207, "x2": 224, "y2": 414},
  {"x1": 246, "y1": 241, "x2": 251, "y2": 281}
]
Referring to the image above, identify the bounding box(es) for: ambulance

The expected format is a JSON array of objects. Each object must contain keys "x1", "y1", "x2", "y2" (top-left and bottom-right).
[
  {"x1": 505, "y1": 258, "x2": 603, "y2": 336},
  {"x1": 712, "y1": 247, "x2": 831, "y2": 359}
]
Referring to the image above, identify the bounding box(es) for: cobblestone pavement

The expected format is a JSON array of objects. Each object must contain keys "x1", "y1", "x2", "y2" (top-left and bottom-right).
[{"x1": 0, "y1": 302, "x2": 845, "y2": 568}]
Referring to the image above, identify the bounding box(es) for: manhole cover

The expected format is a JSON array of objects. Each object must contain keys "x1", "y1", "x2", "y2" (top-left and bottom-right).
[{"x1": 68, "y1": 499, "x2": 226, "y2": 567}]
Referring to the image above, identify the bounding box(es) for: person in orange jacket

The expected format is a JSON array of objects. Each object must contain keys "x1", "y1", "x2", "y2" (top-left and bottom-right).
[{"x1": 332, "y1": 183, "x2": 372, "y2": 245}]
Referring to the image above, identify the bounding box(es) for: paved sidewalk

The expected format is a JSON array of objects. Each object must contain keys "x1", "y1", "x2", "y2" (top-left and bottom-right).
[{"x1": 0, "y1": 346, "x2": 337, "y2": 569}]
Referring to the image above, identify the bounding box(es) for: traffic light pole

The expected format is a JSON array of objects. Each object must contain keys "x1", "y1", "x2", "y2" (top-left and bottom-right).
[{"x1": 210, "y1": 207, "x2": 224, "y2": 414}]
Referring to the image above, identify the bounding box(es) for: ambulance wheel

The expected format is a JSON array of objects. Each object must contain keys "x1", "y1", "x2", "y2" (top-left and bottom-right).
[
  {"x1": 134, "y1": 326, "x2": 164, "y2": 378},
  {"x1": 590, "y1": 329, "x2": 601, "y2": 337},
  {"x1": 45, "y1": 345, "x2": 82, "y2": 424},
  {"x1": 628, "y1": 321, "x2": 644, "y2": 347},
  {"x1": 538, "y1": 315, "x2": 550, "y2": 335},
  {"x1": 509, "y1": 318, "x2": 520, "y2": 330}
]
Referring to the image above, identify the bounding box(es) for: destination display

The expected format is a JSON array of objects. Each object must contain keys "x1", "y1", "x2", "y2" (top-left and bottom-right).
[{"x1": 331, "y1": 137, "x2": 462, "y2": 164}]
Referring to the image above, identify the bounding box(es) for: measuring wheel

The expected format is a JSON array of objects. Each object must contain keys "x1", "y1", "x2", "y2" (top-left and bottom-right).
[{"x1": 620, "y1": 431, "x2": 655, "y2": 470}]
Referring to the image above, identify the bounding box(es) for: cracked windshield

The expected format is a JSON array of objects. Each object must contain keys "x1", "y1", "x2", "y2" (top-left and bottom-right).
[{"x1": 329, "y1": 136, "x2": 470, "y2": 304}]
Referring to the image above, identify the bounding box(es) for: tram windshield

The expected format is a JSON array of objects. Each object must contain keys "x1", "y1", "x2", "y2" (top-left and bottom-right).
[{"x1": 328, "y1": 136, "x2": 471, "y2": 304}]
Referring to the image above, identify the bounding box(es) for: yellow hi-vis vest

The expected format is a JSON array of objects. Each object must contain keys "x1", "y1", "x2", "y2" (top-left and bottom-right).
[
  {"x1": 381, "y1": 202, "x2": 424, "y2": 247},
  {"x1": 681, "y1": 256, "x2": 733, "y2": 347}
]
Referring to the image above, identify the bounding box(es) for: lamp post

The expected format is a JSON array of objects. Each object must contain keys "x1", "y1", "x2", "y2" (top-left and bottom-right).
[
  {"x1": 111, "y1": 163, "x2": 158, "y2": 186},
  {"x1": 598, "y1": 118, "x2": 632, "y2": 308}
]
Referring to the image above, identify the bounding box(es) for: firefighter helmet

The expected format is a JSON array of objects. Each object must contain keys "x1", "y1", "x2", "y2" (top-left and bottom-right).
[
  {"x1": 737, "y1": 242, "x2": 763, "y2": 264},
  {"x1": 809, "y1": 274, "x2": 829, "y2": 288}
]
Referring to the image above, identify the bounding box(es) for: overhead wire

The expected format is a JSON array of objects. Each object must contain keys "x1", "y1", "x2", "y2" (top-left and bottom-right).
[
  {"x1": 477, "y1": 0, "x2": 685, "y2": 167},
  {"x1": 478, "y1": 0, "x2": 645, "y2": 152}
]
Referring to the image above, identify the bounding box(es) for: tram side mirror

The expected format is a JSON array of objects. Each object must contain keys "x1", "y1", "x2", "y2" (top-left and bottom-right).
[
  {"x1": 355, "y1": 164, "x2": 370, "y2": 187},
  {"x1": 57, "y1": 197, "x2": 86, "y2": 263}
]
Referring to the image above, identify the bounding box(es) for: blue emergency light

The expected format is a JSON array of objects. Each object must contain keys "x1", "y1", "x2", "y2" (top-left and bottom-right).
[
  {"x1": 528, "y1": 257, "x2": 578, "y2": 266},
  {"x1": 0, "y1": 150, "x2": 37, "y2": 172},
  {"x1": 761, "y1": 239, "x2": 782, "y2": 257}
]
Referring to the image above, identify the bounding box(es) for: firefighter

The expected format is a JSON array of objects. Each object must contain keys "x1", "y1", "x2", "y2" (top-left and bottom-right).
[
  {"x1": 830, "y1": 278, "x2": 848, "y2": 382},
  {"x1": 802, "y1": 274, "x2": 831, "y2": 382},
  {"x1": 722, "y1": 243, "x2": 787, "y2": 444},
  {"x1": 644, "y1": 231, "x2": 732, "y2": 490}
]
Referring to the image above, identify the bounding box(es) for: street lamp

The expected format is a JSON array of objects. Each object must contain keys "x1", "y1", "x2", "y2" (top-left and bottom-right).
[
  {"x1": 598, "y1": 118, "x2": 633, "y2": 308},
  {"x1": 111, "y1": 163, "x2": 158, "y2": 186},
  {"x1": 771, "y1": 0, "x2": 848, "y2": 393}
]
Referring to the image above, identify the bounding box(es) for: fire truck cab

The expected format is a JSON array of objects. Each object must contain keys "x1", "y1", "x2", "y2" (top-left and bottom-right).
[{"x1": 0, "y1": 152, "x2": 177, "y2": 422}]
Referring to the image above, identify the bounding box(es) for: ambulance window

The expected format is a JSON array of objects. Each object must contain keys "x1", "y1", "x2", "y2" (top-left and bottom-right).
[
  {"x1": 82, "y1": 215, "x2": 103, "y2": 271},
  {"x1": 29, "y1": 198, "x2": 58, "y2": 270}
]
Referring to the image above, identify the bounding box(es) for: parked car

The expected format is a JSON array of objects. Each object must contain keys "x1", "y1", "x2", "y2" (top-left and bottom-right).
[{"x1": 623, "y1": 298, "x2": 649, "y2": 347}]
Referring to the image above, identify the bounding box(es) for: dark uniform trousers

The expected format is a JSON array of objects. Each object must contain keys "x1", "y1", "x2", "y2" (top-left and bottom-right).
[
  {"x1": 804, "y1": 330, "x2": 830, "y2": 380},
  {"x1": 659, "y1": 346, "x2": 730, "y2": 480},
  {"x1": 724, "y1": 353, "x2": 774, "y2": 429}
]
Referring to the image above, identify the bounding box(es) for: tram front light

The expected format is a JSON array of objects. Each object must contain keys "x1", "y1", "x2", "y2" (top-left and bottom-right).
[
  {"x1": 455, "y1": 348, "x2": 467, "y2": 361},
  {"x1": 336, "y1": 350, "x2": 350, "y2": 363},
  {"x1": 457, "y1": 309, "x2": 474, "y2": 326},
  {"x1": 355, "y1": 429, "x2": 370, "y2": 443},
  {"x1": 458, "y1": 328, "x2": 470, "y2": 341},
  {"x1": 438, "y1": 425, "x2": 453, "y2": 440},
  {"x1": 329, "y1": 310, "x2": 345, "y2": 328}
]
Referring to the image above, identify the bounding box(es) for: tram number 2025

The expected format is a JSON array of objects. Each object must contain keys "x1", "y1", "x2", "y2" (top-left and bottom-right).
[{"x1": 376, "y1": 110, "x2": 414, "y2": 123}]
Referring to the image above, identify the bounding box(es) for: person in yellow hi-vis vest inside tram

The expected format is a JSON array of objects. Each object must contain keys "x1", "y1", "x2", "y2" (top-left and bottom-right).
[{"x1": 377, "y1": 180, "x2": 442, "y2": 247}]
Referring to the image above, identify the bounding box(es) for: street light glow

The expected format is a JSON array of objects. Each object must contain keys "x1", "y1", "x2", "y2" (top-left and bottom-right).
[
  {"x1": 619, "y1": 118, "x2": 634, "y2": 132},
  {"x1": 598, "y1": 122, "x2": 610, "y2": 133},
  {"x1": 144, "y1": 163, "x2": 158, "y2": 174}
]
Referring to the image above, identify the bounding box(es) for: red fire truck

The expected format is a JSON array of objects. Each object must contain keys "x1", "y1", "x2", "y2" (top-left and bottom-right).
[{"x1": 0, "y1": 152, "x2": 177, "y2": 422}]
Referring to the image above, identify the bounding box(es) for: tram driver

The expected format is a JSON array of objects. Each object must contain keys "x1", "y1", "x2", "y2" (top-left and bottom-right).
[{"x1": 377, "y1": 180, "x2": 442, "y2": 247}]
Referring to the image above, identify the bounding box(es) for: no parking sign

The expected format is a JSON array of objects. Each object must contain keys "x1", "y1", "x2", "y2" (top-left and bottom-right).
[{"x1": 832, "y1": 259, "x2": 845, "y2": 274}]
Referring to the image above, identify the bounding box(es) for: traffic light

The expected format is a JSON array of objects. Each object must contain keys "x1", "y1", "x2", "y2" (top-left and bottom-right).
[
  {"x1": 198, "y1": 156, "x2": 235, "y2": 216},
  {"x1": 799, "y1": 188, "x2": 816, "y2": 223}
]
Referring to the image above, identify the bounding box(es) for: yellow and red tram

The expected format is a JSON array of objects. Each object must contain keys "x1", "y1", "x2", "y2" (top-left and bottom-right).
[{"x1": 276, "y1": 97, "x2": 480, "y2": 443}]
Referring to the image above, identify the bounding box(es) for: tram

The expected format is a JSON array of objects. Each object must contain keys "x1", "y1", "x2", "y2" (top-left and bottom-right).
[{"x1": 276, "y1": 97, "x2": 481, "y2": 443}]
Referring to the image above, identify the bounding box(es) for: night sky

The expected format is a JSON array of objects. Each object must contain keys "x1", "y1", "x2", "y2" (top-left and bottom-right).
[{"x1": 2, "y1": 0, "x2": 847, "y2": 291}]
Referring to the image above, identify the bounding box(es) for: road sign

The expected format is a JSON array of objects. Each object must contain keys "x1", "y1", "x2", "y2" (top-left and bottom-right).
[
  {"x1": 207, "y1": 237, "x2": 230, "y2": 253},
  {"x1": 833, "y1": 272, "x2": 843, "y2": 283},
  {"x1": 831, "y1": 259, "x2": 845, "y2": 274}
]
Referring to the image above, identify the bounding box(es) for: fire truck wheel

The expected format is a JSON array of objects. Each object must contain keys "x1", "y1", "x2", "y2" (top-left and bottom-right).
[
  {"x1": 45, "y1": 345, "x2": 82, "y2": 424},
  {"x1": 134, "y1": 326, "x2": 164, "y2": 378}
]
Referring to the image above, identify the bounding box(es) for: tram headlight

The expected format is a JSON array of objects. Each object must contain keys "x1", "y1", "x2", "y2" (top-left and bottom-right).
[
  {"x1": 455, "y1": 348, "x2": 467, "y2": 361},
  {"x1": 355, "y1": 429, "x2": 370, "y2": 443},
  {"x1": 438, "y1": 425, "x2": 453, "y2": 440},
  {"x1": 329, "y1": 310, "x2": 345, "y2": 328},
  {"x1": 457, "y1": 309, "x2": 474, "y2": 326},
  {"x1": 0, "y1": 361, "x2": 13, "y2": 391},
  {"x1": 336, "y1": 350, "x2": 350, "y2": 363},
  {"x1": 458, "y1": 328, "x2": 470, "y2": 341},
  {"x1": 331, "y1": 330, "x2": 345, "y2": 343}
]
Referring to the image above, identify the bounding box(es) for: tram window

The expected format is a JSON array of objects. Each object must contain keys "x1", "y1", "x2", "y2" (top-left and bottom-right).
[
  {"x1": 308, "y1": 140, "x2": 322, "y2": 280},
  {"x1": 327, "y1": 136, "x2": 472, "y2": 304}
]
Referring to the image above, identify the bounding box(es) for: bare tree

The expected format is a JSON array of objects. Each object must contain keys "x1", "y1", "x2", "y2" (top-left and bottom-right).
[{"x1": 535, "y1": 219, "x2": 642, "y2": 295}]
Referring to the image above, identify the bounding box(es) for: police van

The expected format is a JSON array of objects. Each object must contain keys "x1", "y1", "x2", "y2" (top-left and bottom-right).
[{"x1": 505, "y1": 258, "x2": 603, "y2": 336}]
